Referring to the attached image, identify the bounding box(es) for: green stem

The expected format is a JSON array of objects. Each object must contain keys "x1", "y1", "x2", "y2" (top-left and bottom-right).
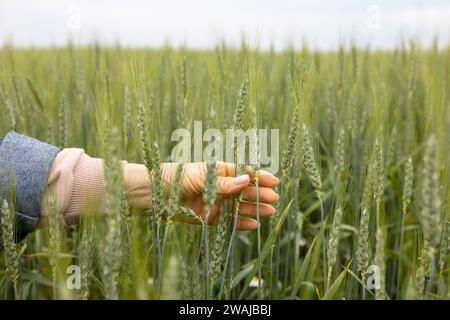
[
  {"x1": 397, "y1": 213, "x2": 406, "y2": 298},
  {"x1": 424, "y1": 255, "x2": 436, "y2": 300},
  {"x1": 204, "y1": 214, "x2": 210, "y2": 300},
  {"x1": 255, "y1": 175, "x2": 262, "y2": 300},
  {"x1": 219, "y1": 200, "x2": 239, "y2": 299},
  {"x1": 318, "y1": 193, "x2": 327, "y2": 291}
]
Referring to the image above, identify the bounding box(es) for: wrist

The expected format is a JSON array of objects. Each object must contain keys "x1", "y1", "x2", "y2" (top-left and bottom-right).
[
  {"x1": 123, "y1": 162, "x2": 178, "y2": 213},
  {"x1": 122, "y1": 163, "x2": 152, "y2": 212}
]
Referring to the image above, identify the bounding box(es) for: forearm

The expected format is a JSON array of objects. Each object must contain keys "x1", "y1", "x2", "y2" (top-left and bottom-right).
[{"x1": 0, "y1": 132, "x2": 269, "y2": 241}]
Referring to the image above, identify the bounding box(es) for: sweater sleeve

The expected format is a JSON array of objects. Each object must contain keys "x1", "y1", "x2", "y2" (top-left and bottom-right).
[
  {"x1": 39, "y1": 148, "x2": 110, "y2": 227},
  {"x1": 0, "y1": 131, "x2": 60, "y2": 242}
]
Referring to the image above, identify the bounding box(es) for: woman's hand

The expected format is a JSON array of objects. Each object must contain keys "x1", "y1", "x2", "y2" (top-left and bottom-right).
[{"x1": 123, "y1": 162, "x2": 280, "y2": 230}]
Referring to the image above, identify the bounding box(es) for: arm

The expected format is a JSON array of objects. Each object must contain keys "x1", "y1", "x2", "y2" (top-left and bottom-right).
[
  {"x1": 40, "y1": 150, "x2": 279, "y2": 230},
  {"x1": 0, "y1": 132, "x2": 279, "y2": 244}
]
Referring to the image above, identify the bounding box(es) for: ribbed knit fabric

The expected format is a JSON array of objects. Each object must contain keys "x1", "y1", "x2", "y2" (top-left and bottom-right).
[
  {"x1": 40, "y1": 148, "x2": 84, "y2": 226},
  {"x1": 40, "y1": 149, "x2": 109, "y2": 226},
  {"x1": 64, "y1": 153, "x2": 109, "y2": 225}
]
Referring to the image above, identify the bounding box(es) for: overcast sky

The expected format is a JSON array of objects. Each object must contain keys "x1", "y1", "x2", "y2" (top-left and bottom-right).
[{"x1": 0, "y1": 0, "x2": 449, "y2": 50}]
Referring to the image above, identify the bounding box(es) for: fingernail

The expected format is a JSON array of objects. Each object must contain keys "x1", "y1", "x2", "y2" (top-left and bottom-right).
[
  {"x1": 270, "y1": 176, "x2": 280, "y2": 186},
  {"x1": 234, "y1": 174, "x2": 249, "y2": 185}
]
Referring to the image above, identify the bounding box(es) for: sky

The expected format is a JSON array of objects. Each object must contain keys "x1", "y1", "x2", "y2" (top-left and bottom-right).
[{"x1": 0, "y1": 0, "x2": 449, "y2": 50}]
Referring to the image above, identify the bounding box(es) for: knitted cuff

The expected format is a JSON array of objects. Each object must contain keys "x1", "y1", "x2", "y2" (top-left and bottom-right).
[
  {"x1": 40, "y1": 148, "x2": 82, "y2": 226},
  {"x1": 64, "y1": 153, "x2": 109, "y2": 225},
  {"x1": 40, "y1": 149, "x2": 108, "y2": 227}
]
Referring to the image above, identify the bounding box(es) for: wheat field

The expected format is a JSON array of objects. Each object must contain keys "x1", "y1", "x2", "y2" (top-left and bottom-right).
[{"x1": 0, "y1": 42, "x2": 449, "y2": 300}]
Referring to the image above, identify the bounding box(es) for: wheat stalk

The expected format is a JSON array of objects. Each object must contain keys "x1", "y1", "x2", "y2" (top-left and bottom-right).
[
  {"x1": 47, "y1": 195, "x2": 61, "y2": 299},
  {"x1": 102, "y1": 127, "x2": 123, "y2": 300},
  {"x1": 374, "y1": 139, "x2": 384, "y2": 217},
  {"x1": 58, "y1": 93, "x2": 68, "y2": 148},
  {"x1": 0, "y1": 82, "x2": 16, "y2": 131},
  {"x1": 281, "y1": 105, "x2": 300, "y2": 175},
  {"x1": 122, "y1": 85, "x2": 131, "y2": 154},
  {"x1": 219, "y1": 77, "x2": 249, "y2": 298},
  {"x1": 176, "y1": 56, "x2": 188, "y2": 127},
  {"x1": 209, "y1": 202, "x2": 231, "y2": 288},
  {"x1": 46, "y1": 116, "x2": 55, "y2": 145},
  {"x1": 137, "y1": 100, "x2": 153, "y2": 170},
  {"x1": 327, "y1": 206, "x2": 342, "y2": 287},
  {"x1": 301, "y1": 123, "x2": 322, "y2": 195},
  {"x1": 402, "y1": 157, "x2": 414, "y2": 215},
  {"x1": 79, "y1": 215, "x2": 95, "y2": 300},
  {"x1": 398, "y1": 156, "x2": 414, "y2": 295},
  {"x1": 351, "y1": 44, "x2": 358, "y2": 86},
  {"x1": 420, "y1": 135, "x2": 442, "y2": 248},
  {"x1": 203, "y1": 163, "x2": 217, "y2": 298},
  {"x1": 439, "y1": 217, "x2": 449, "y2": 275},
  {"x1": 375, "y1": 227, "x2": 386, "y2": 300},
  {"x1": 151, "y1": 140, "x2": 164, "y2": 220},
  {"x1": 407, "y1": 52, "x2": 418, "y2": 101},
  {"x1": 75, "y1": 56, "x2": 85, "y2": 101},
  {"x1": 337, "y1": 46, "x2": 345, "y2": 94},
  {"x1": 119, "y1": 190, "x2": 133, "y2": 286},
  {"x1": 357, "y1": 207, "x2": 370, "y2": 278},
  {"x1": 301, "y1": 122, "x2": 326, "y2": 287},
  {"x1": 415, "y1": 240, "x2": 433, "y2": 299},
  {"x1": 11, "y1": 75, "x2": 26, "y2": 128},
  {"x1": 419, "y1": 135, "x2": 442, "y2": 299},
  {"x1": 150, "y1": 140, "x2": 167, "y2": 298},
  {"x1": 335, "y1": 128, "x2": 346, "y2": 180},
  {"x1": 1, "y1": 200, "x2": 20, "y2": 299}
]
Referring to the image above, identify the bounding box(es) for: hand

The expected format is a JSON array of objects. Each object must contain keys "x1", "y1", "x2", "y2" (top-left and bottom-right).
[{"x1": 123, "y1": 162, "x2": 280, "y2": 230}]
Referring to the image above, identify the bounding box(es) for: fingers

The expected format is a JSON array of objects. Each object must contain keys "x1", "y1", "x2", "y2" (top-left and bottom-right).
[
  {"x1": 180, "y1": 162, "x2": 249, "y2": 196},
  {"x1": 242, "y1": 186, "x2": 279, "y2": 203},
  {"x1": 236, "y1": 217, "x2": 258, "y2": 230},
  {"x1": 238, "y1": 201, "x2": 275, "y2": 217},
  {"x1": 248, "y1": 169, "x2": 279, "y2": 187},
  {"x1": 210, "y1": 177, "x2": 280, "y2": 205},
  {"x1": 215, "y1": 162, "x2": 280, "y2": 188},
  {"x1": 198, "y1": 163, "x2": 279, "y2": 197},
  {"x1": 216, "y1": 174, "x2": 250, "y2": 195},
  {"x1": 172, "y1": 162, "x2": 279, "y2": 232}
]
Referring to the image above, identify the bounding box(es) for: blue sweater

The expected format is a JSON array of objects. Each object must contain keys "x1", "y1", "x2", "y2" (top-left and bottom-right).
[{"x1": 0, "y1": 132, "x2": 60, "y2": 243}]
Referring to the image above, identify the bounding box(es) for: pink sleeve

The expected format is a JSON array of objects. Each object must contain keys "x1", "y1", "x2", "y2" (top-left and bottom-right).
[{"x1": 40, "y1": 148, "x2": 110, "y2": 227}]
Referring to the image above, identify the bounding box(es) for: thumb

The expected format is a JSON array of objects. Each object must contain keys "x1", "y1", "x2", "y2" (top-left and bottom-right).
[{"x1": 216, "y1": 174, "x2": 250, "y2": 195}]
